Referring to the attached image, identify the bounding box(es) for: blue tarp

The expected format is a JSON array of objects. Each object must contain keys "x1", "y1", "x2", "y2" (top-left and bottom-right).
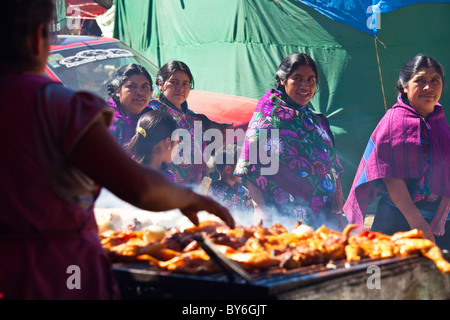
[{"x1": 297, "y1": 0, "x2": 450, "y2": 35}]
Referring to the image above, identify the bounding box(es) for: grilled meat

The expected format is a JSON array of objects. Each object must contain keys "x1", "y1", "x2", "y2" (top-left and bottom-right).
[{"x1": 99, "y1": 220, "x2": 450, "y2": 274}]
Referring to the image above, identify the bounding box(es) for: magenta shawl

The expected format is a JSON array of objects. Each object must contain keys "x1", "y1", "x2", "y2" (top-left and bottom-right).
[{"x1": 344, "y1": 94, "x2": 450, "y2": 234}]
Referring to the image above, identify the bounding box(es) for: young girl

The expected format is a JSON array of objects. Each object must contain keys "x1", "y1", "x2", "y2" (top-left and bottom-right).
[
  {"x1": 126, "y1": 111, "x2": 179, "y2": 181},
  {"x1": 210, "y1": 144, "x2": 254, "y2": 215}
]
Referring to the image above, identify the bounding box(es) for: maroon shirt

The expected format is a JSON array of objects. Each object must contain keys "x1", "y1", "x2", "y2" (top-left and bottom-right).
[{"x1": 0, "y1": 74, "x2": 119, "y2": 299}]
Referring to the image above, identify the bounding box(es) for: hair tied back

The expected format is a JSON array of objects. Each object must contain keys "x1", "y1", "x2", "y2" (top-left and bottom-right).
[{"x1": 136, "y1": 127, "x2": 147, "y2": 138}]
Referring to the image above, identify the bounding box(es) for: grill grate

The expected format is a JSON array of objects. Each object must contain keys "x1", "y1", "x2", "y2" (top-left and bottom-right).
[{"x1": 112, "y1": 255, "x2": 423, "y2": 299}]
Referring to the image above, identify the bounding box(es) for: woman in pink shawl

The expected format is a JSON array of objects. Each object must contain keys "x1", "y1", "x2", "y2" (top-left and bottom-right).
[{"x1": 344, "y1": 55, "x2": 450, "y2": 249}]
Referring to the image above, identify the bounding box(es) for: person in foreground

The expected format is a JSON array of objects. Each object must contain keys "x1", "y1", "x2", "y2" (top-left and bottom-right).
[
  {"x1": 126, "y1": 110, "x2": 179, "y2": 181},
  {"x1": 0, "y1": 0, "x2": 234, "y2": 300},
  {"x1": 344, "y1": 54, "x2": 450, "y2": 250},
  {"x1": 234, "y1": 53, "x2": 345, "y2": 230}
]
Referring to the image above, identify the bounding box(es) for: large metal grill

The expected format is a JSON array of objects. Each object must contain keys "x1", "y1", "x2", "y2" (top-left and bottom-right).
[{"x1": 112, "y1": 253, "x2": 450, "y2": 300}]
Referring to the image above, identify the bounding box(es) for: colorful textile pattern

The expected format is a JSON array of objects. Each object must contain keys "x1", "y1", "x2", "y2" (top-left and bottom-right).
[
  {"x1": 107, "y1": 98, "x2": 152, "y2": 145},
  {"x1": 210, "y1": 180, "x2": 254, "y2": 214},
  {"x1": 410, "y1": 119, "x2": 439, "y2": 203},
  {"x1": 344, "y1": 94, "x2": 450, "y2": 234},
  {"x1": 235, "y1": 89, "x2": 344, "y2": 225},
  {"x1": 149, "y1": 93, "x2": 231, "y2": 185},
  {"x1": 161, "y1": 163, "x2": 176, "y2": 182}
]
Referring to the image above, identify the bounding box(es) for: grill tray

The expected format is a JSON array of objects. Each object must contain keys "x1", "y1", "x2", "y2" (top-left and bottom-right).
[{"x1": 112, "y1": 254, "x2": 450, "y2": 299}]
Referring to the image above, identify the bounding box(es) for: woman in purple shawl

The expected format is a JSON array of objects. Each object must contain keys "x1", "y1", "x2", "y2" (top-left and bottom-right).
[
  {"x1": 235, "y1": 53, "x2": 345, "y2": 230},
  {"x1": 344, "y1": 55, "x2": 450, "y2": 249}
]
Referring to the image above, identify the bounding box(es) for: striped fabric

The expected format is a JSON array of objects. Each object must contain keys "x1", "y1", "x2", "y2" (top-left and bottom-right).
[{"x1": 430, "y1": 196, "x2": 450, "y2": 236}]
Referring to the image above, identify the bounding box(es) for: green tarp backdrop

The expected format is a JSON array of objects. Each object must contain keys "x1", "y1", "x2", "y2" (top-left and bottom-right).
[{"x1": 113, "y1": 0, "x2": 450, "y2": 197}]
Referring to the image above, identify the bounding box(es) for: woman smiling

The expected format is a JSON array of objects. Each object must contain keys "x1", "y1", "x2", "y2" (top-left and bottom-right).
[
  {"x1": 150, "y1": 61, "x2": 231, "y2": 186},
  {"x1": 344, "y1": 54, "x2": 450, "y2": 249},
  {"x1": 107, "y1": 63, "x2": 153, "y2": 145},
  {"x1": 235, "y1": 53, "x2": 345, "y2": 229}
]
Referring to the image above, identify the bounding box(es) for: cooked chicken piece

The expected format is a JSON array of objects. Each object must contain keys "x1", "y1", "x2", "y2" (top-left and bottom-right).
[
  {"x1": 147, "y1": 250, "x2": 220, "y2": 274},
  {"x1": 345, "y1": 229, "x2": 450, "y2": 273},
  {"x1": 227, "y1": 252, "x2": 280, "y2": 270},
  {"x1": 393, "y1": 237, "x2": 450, "y2": 273},
  {"x1": 138, "y1": 247, "x2": 180, "y2": 261},
  {"x1": 421, "y1": 246, "x2": 450, "y2": 274},
  {"x1": 183, "y1": 220, "x2": 231, "y2": 235},
  {"x1": 391, "y1": 229, "x2": 424, "y2": 241}
]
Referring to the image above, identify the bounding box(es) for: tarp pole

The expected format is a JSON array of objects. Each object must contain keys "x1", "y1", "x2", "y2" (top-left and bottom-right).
[{"x1": 374, "y1": 36, "x2": 387, "y2": 112}]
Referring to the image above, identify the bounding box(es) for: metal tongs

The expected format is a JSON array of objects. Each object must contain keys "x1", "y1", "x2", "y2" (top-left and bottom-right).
[{"x1": 193, "y1": 234, "x2": 253, "y2": 283}]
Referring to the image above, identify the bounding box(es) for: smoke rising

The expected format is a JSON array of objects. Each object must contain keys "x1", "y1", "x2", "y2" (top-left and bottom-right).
[{"x1": 95, "y1": 187, "x2": 343, "y2": 233}]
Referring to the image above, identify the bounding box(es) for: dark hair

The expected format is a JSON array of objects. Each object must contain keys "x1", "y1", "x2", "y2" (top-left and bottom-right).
[
  {"x1": 125, "y1": 111, "x2": 177, "y2": 165},
  {"x1": 397, "y1": 54, "x2": 446, "y2": 103},
  {"x1": 156, "y1": 60, "x2": 194, "y2": 89},
  {"x1": 275, "y1": 53, "x2": 319, "y2": 91},
  {"x1": 107, "y1": 63, "x2": 153, "y2": 103},
  {"x1": 214, "y1": 144, "x2": 242, "y2": 174},
  {"x1": 0, "y1": 0, "x2": 54, "y2": 74}
]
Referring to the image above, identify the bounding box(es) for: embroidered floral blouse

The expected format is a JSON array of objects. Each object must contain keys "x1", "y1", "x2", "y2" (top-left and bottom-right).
[
  {"x1": 210, "y1": 180, "x2": 254, "y2": 214},
  {"x1": 235, "y1": 89, "x2": 344, "y2": 225}
]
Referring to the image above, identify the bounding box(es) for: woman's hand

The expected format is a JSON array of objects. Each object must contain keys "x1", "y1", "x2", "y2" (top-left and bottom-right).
[
  {"x1": 404, "y1": 214, "x2": 436, "y2": 243},
  {"x1": 180, "y1": 192, "x2": 235, "y2": 228},
  {"x1": 252, "y1": 202, "x2": 269, "y2": 225},
  {"x1": 383, "y1": 178, "x2": 436, "y2": 242},
  {"x1": 246, "y1": 180, "x2": 268, "y2": 225}
]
